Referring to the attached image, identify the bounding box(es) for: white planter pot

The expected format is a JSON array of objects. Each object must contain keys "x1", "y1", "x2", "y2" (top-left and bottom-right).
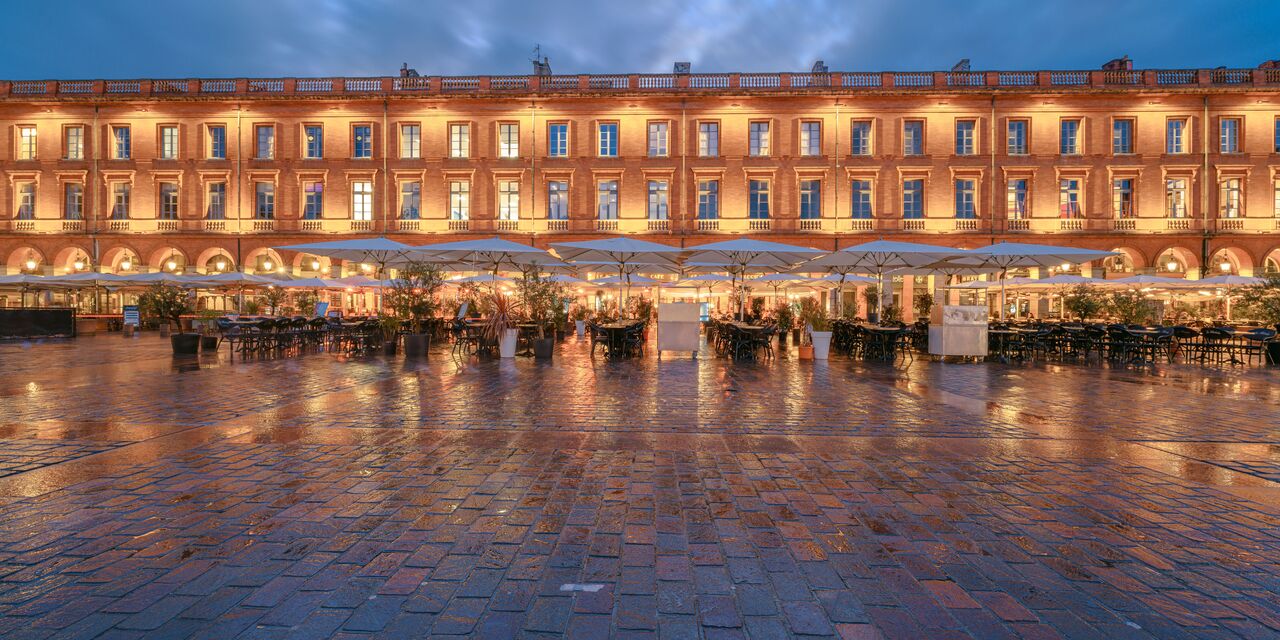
[
  {"x1": 575, "y1": 320, "x2": 586, "y2": 337},
  {"x1": 499, "y1": 328, "x2": 519, "y2": 358},
  {"x1": 810, "y1": 331, "x2": 833, "y2": 359}
]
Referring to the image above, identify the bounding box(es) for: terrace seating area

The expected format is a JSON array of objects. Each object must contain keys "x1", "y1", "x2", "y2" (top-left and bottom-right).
[{"x1": 987, "y1": 321, "x2": 1279, "y2": 365}]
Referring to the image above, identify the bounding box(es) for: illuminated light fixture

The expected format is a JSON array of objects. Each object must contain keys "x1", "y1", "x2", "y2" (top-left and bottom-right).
[
  {"x1": 167, "y1": 259, "x2": 178, "y2": 271},
  {"x1": 25, "y1": 258, "x2": 37, "y2": 271},
  {"x1": 1166, "y1": 260, "x2": 1179, "y2": 272},
  {"x1": 361, "y1": 263, "x2": 373, "y2": 273},
  {"x1": 73, "y1": 258, "x2": 85, "y2": 271},
  {"x1": 1219, "y1": 261, "x2": 1232, "y2": 272},
  {"x1": 1060, "y1": 262, "x2": 1071, "y2": 271},
  {"x1": 215, "y1": 259, "x2": 227, "y2": 272},
  {"x1": 263, "y1": 259, "x2": 274, "y2": 271},
  {"x1": 310, "y1": 259, "x2": 320, "y2": 271},
  {"x1": 120, "y1": 258, "x2": 133, "y2": 271}
]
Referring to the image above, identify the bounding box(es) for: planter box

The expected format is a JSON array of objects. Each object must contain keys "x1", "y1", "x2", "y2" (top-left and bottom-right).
[
  {"x1": 200, "y1": 335, "x2": 219, "y2": 351},
  {"x1": 533, "y1": 337, "x2": 555, "y2": 359},
  {"x1": 499, "y1": 328, "x2": 518, "y2": 358},
  {"x1": 403, "y1": 333, "x2": 430, "y2": 358},
  {"x1": 810, "y1": 331, "x2": 833, "y2": 359},
  {"x1": 170, "y1": 333, "x2": 200, "y2": 355}
]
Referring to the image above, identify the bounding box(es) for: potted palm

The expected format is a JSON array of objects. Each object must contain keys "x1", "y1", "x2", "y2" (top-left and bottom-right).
[
  {"x1": 387, "y1": 261, "x2": 444, "y2": 358},
  {"x1": 571, "y1": 304, "x2": 590, "y2": 338},
  {"x1": 773, "y1": 302, "x2": 794, "y2": 346},
  {"x1": 518, "y1": 272, "x2": 563, "y2": 359},
  {"x1": 486, "y1": 293, "x2": 519, "y2": 358},
  {"x1": 139, "y1": 284, "x2": 197, "y2": 355},
  {"x1": 798, "y1": 297, "x2": 832, "y2": 360}
]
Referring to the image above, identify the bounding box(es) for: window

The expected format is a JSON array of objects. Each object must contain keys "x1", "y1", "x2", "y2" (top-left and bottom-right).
[
  {"x1": 207, "y1": 125, "x2": 225, "y2": 159},
  {"x1": 1275, "y1": 179, "x2": 1280, "y2": 216},
  {"x1": 400, "y1": 181, "x2": 420, "y2": 219},
  {"x1": 16, "y1": 182, "x2": 35, "y2": 219},
  {"x1": 449, "y1": 181, "x2": 469, "y2": 220},
  {"x1": 799, "y1": 180, "x2": 821, "y2": 219},
  {"x1": 400, "y1": 124, "x2": 420, "y2": 159},
  {"x1": 647, "y1": 122, "x2": 668, "y2": 157},
  {"x1": 498, "y1": 180, "x2": 519, "y2": 220},
  {"x1": 351, "y1": 181, "x2": 372, "y2": 220},
  {"x1": 303, "y1": 182, "x2": 323, "y2": 219},
  {"x1": 850, "y1": 121, "x2": 872, "y2": 156},
  {"x1": 1060, "y1": 120, "x2": 1080, "y2": 155},
  {"x1": 1112, "y1": 179, "x2": 1134, "y2": 218},
  {"x1": 1059, "y1": 179, "x2": 1082, "y2": 218},
  {"x1": 902, "y1": 179, "x2": 924, "y2": 218},
  {"x1": 749, "y1": 180, "x2": 770, "y2": 219},
  {"x1": 498, "y1": 123, "x2": 519, "y2": 158},
  {"x1": 547, "y1": 180, "x2": 568, "y2": 219},
  {"x1": 749, "y1": 121, "x2": 770, "y2": 157},
  {"x1": 597, "y1": 181, "x2": 618, "y2": 220},
  {"x1": 1220, "y1": 118, "x2": 1240, "y2": 153},
  {"x1": 698, "y1": 122, "x2": 718, "y2": 157},
  {"x1": 1166, "y1": 178, "x2": 1188, "y2": 217},
  {"x1": 1006, "y1": 120, "x2": 1027, "y2": 155},
  {"x1": 1166, "y1": 119, "x2": 1187, "y2": 154},
  {"x1": 302, "y1": 125, "x2": 323, "y2": 159},
  {"x1": 111, "y1": 183, "x2": 130, "y2": 219},
  {"x1": 159, "y1": 183, "x2": 179, "y2": 219},
  {"x1": 160, "y1": 126, "x2": 179, "y2": 160},
  {"x1": 851, "y1": 180, "x2": 872, "y2": 219},
  {"x1": 696, "y1": 180, "x2": 719, "y2": 219},
  {"x1": 1007, "y1": 179, "x2": 1028, "y2": 219},
  {"x1": 450, "y1": 124, "x2": 470, "y2": 158},
  {"x1": 207, "y1": 182, "x2": 226, "y2": 219},
  {"x1": 353, "y1": 125, "x2": 372, "y2": 159},
  {"x1": 954, "y1": 179, "x2": 976, "y2": 218},
  {"x1": 647, "y1": 181, "x2": 668, "y2": 220},
  {"x1": 548, "y1": 123, "x2": 568, "y2": 158},
  {"x1": 113, "y1": 126, "x2": 131, "y2": 159},
  {"x1": 255, "y1": 182, "x2": 274, "y2": 219},
  {"x1": 255, "y1": 125, "x2": 274, "y2": 159},
  {"x1": 955, "y1": 120, "x2": 975, "y2": 155},
  {"x1": 64, "y1": 126, "x2": 84, "y2": 160},
  {"x1": 903, "y1": 120, "x2": 923, "y2": 156},
  {"x1": 800, "y1": 121, "x2": 821, "y2": 156},
  {"x1": 1113, "y1": 119, "x2": 1133, "y2": 154},
  {"x1": 598, "y1": 122, "x2": 618, "y2": 157},
  {"x1": 1275, "y1": 118, "x2": 1280, "y2": 153},
  {"x1": 17, "y1": 126, "x2": 36, "y2": 160},
  {"x1": 64, "y1": 184, "x2": 83, "y2": 220},
  {"x1": 1220, "y1": 178, "x2": 1242, "y2": 218}
]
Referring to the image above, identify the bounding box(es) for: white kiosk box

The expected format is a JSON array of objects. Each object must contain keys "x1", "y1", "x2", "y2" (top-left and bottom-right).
[
  {"x1": 928, "y1": 305, "x2": 988, "y2": 357},
  {"x1": 657, "y1": 302, "x2": 700, "y2": 357}
]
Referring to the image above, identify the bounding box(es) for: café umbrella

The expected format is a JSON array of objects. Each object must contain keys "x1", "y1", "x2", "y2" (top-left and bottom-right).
[
  {"x1": 798, "y1": 240, "x2": 971, "y2": 318},
  {"x1": 684, "y1": 239, "x2": 823, "y2": 319},
  {"x1": 959, "y1": 242, "x2": 1116, "y2": 319},
  {"x1": 552, "y1": 238, "x2": 684, "y2": 314}
]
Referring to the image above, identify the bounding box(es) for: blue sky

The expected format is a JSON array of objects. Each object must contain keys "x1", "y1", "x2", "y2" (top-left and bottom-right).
[{"x1": 2, "y1": 0, "x2": 1275, "y2": 79}]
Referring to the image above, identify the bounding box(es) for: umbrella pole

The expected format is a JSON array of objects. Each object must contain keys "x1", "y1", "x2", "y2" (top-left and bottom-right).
[{"x1": 999, "y1": 267, "x2": 1008, "y2": 321}]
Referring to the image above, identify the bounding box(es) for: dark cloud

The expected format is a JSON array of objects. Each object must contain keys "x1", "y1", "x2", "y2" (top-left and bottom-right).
[{"x1": 2, "y1": 0, "x2": 1273, "y2": 79}]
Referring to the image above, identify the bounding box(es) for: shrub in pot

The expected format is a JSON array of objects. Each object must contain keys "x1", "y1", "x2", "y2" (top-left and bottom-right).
[
  {"x1": 378, "y1": 316, "x2": 401, "y2": 356},
  {"x1": 197, "y1": 310, "x2": 222, "y2": 351},
  {"x1": 518, "y1": 272, "x2": 566, "y2": 359},
  {"x1": 773, "y1": 302, "x2": 794, "y2": 346},
  {"x1": 570, "y1": 304, "x2": 591, "y2": 338},
  {"x1": 1236, "y1": 273, "x2": 1280, "y2": 364},
  {"x1": 262, "y1": 286, "x2": 288, "y2": 316},
  {"x1": 485, "y1": 293, "x2": 518, "y2": 358},
  {"x1": 798, "y1": 297, "x2": 832, "y2": 360},
  {"x1": 863, "y1": 285, "x2": 880, "y2": 324},
  {"x1": 139, "y1": 284, "x2": 197, "y2": 354},
  {"x1": 387, "y1": 261, "x2": 444, "y2": 358}
]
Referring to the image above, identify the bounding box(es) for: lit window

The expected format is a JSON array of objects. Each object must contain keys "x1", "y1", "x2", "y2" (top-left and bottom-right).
[
  {"x1": 353, "y1": 125, "x2": 372, "y2": 159},
  {"x1": 15, "y1": 182, "x2": 35, "y2": 219},
  {"x1": 498, "y1": 180, "x2": 519, "y2": 220},
  {"x1": 17, "y1": 126, "x2": 37, "y2": 160},
  {"x1": 159, "y1": 182, "x2": 179, "y2": 219},
  {"x1": 1007, "y1": 120, "x2": 1027, "y2": 155},
  {"x1": 64, "y1": 126, "x2": 84, "y2": 160},
  {"x1": 449, "y1": 182, "x2": 470, "y2": 220},
  {"x1": 450, "y1": 124, "x2": 470, "y2": 158},
  {"x1": 255, "y1": 125, "x2": 274, "y2": 159},
  {"x1": 598, "y1": 122, "x2": 618, "y2": 157},
  {"x1": 1166, "y1": 178, "x2": 1188, "y2": 217},
  {"x1": 1274, "y1": 179, "x2": 1280, "y2": 216},
  {"x1": 1220, "y1": 178, "x2": 1242, "y2": 218},
  {"x1": 1220, "y1": 118, "x2": 1240, "y2": 153},
  {"x1": 160, "y1": 126, "x2": 179, "y2": 160},
  {"x1": 400, "y1": 124, "x2": 420, "y2": 159},
  {"x1": 111, "y1": 183, "x2": 130, "y2": 219},
  {"x1": 548, "y1": 123, "x2": 568, "y2": 157},
  {"x1": 400, "y1": 181, "x2": 420, "y2": 219},
  {"x1": 851, "y1": 180, "x2": 872, "y2": 219},
  {"x1": 303, "y1": 182, "x2": 323, "y2": 219},
  {"x1": 255, "y1": 182, "x2": 274, "y2": 219},
  {"x1": 207, "y1": 126, "x2": 225, "y2": 159},
  {"x1": 207, "y1": 183, "x2": 226, "y2": 220},
  {"x1": 1060, "y1": 120, "x2": 1080, "y2": 155},
  {"x1": 596, "y1": 181, "x2": 618, "y2": 220},
  {"x1": 64, "y1": 183, "x2": 83, "y2": 220},
  {"x1": 1112, "y1": 179, "x2": 1134, "y2": 218},
  {"x1": 799, "y1": 180, "x2": 821, "y2": 219},
  {"x1": 954, "y1": 179, "x2": 976, "y2": 218},
  {"x1": 1113, "y1": 119, "x2": 1133, "y2": 154},
  {"x1": 1007, "y1": 179, "x2": 1028, "y2": 219},
  {"x1": 1166, "y1": 119, "x2": 1187, "y2": 154},
  {"x1": 903, "y1": 120, "x2": 923, "y2": 155},
  {"x1": 647, "y1": 122, "x2": 668, "y2": 157},
  {"x1": 1059, "y1": 179, "x2": 1082, "y2": 218},
  {"x1": 351, "y1": 181, "x2": 372, "y2": 220},
  {"x1": 800, "y1": 121, "x2": 821, "y2": 156},
  {"x1": 698, "y1": 122, "x2": 719, "y2": 157},
  {"x1": 303, "y1": 125, "x2": 323, "y2": 159},
  {"x1": 113, "y1": 126, "x2": 131, "y2": 159},
  {"x1": 697, "y1": 180, "x2": 719, "y2": 219},
  {"x1": 902, "y1": 179, "x2": 924, "y2": 218},
  {"x1": 850, "y1": 121, "x2": 872, "y2": 156},
  {"x1": 749, "y1": 121, "x2": 770, "y2": 157},
  {"x1": 748, "y1": 180, "x2": 770, "y2": 219},
  {"x1": 498, "y1": 123, "x2": 519, "y2": 158},
  {"x1": 647, "y1": 181, "x2": 668, "y2": 220},
  {"x1": 547, "y1": 180, "x2": 568, "y2": 220},
  {"x1": 955, "y1": 120, "x2": 975, "y2": 155}
]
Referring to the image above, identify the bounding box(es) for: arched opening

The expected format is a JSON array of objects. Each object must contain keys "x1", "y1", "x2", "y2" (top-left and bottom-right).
[
  {"x1": 149, "y1": 247, "x2": 189, "y2": 274},
  {"x1": 53, "y1": 245, "x2": 94, "y2": 274},
  {"x1": 7, "y1": 247, "x2": 46, "y2": 274},
  {"x1": 102, "y1": 246, "x2": 142, "y2": 273},
  {"x1": 1208, "y1": 247, "x2": 1253, "y2": 277},
  {"x1": 1154, "y1": 246, "x2": 1198, "y2": 277},
  {"x1": 195, "y1": 247, "x2": 237, "y2": 274},
  {"x1": 244, "y1": 248, "x2": 285, "y2": 275}
]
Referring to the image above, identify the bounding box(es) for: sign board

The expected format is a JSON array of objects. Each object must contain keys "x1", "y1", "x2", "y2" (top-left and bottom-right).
[
  {"x1": 314, "y1": 302, "x2": 329, "y2": 318},
  {"x1": 657, "y1": 302, "x2": 700, "y2": 356},
  {"x1": 122, "y1": 305, "x2": 140, "y2": 327}
]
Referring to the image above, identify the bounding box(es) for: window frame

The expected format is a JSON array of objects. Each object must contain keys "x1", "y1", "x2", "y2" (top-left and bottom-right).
[
  {"x1": 15, "y1": 181, "x2": 36, "y2": 219},
  {"x1": 16, "y1": 125, "x2": 37, "y2": 160},
  {"x1": 1219, "y1": 177, "x2": 1243, "y2": 218},
  {"x1": 597, "y1": 121, "x2": 619, "y2": 158},
  {"x1": 1219, "y1": 117, "x2": 1241, "y2": 154},
  {"x1": 647, "y1": 180, "x2": 669, "y2": 220},
  {"x1": 255, "y1": 182, "x2": 275, "y2": 220},
  {"x1": 954, "y1": 120, "x2": 976, "y2": 156},
  {"x1": 254, "y1": 124, "x2": 274, "y2": 160},
  {"x1": 351, "y1": 123, "x2": 373, "y2": 160},
  {"x1": 546, "y1": 180, "x2": 569, "y2": 220},
  {"x1": 302, "y1": 124, "x2": 324, "y2": 159},
  {"x1": 399, "y1": 180, "x2": 421, "y2": 219},
  {"x1": 449, "y1": 180, "x2": 470, "y2": 220},
  {"x1": 158, "y1": 182, "x2": 179, "y2": 219},
  {"x1": 1112, "y1": 117, "x2": 1134, "y2": 155},
  {"x1": 399, "y1": 123, "x2": 421, "y2": 159},
  {"x1": 110, "y1": 182, "x2": 130, "y2": 219},
  {"x1": 1007, "y1": 178, "x2": 1029, "y2": 220},
  {"x1": 902, "y1": 179, "x2": 925, "y2": 218},
  {"x1": 697, "y1": 121, "x2": 719, "y2": 157},
  {"x1": 1006, "y1": 119, "x2": 1028, "y2": 156},
  {"x1": 206, "y1": 182, "x2": 227, "y2": 220},
  {"x1": 498, "y1": 122, "x2": 520, "y2": 158},
  {"x1": 1059, "y1": 178, "x2": 1083, "y2": 218},
  {"x1": 112, "y1": 125, "x2": 132, "y2": 160},
  {"x1": 449, "y1": 123, "x2": 471, "y2": 158},
  {"x1": 954, "y1": 178, "x2": 977, "y2": 219},
  {"x1": 497, "y1": 179, "x2": 520, "y2": 220},
  {"x1": 748, "y1": 121, "x2": 771, "y2": 157},
  {"x1": 302, "y1": 181, "x2": 324, "y2": 220},
  {"x1": 159, "y1": 125, "x2": 180, "y2": 160},
  {"x1": 849, "y1": 120, "x2": 873, "y2": 156},
  {"x1": 799, "y1": 120, "x2": 822, "y2": 157},
  {"x1": 902, "y1": 120, "x2": 925, "y2": 156},
  {"x1": 1166, "y1": 118, "x2": 1189, "y2": 155},
  {"x1": 63, "y1": 182, "x2": 83, "y2": 220},
  {"x1": 696, "y1": 179, "x2": 719, "y2": 219},
  {"x1": 799, "y1": 179, "x2": 821, "y2": 219},
  {"x1": 547, "y1": 122, "x2": 569, "y2": 158},
  {"x1": 1112, "y1": 178, "x2": 1135, "y2": 219},
  {"x1": 206, "y1": 124, "x2": 226, "y2": 160},
  {"x1": 647, "y1": 121, "x2": 669, "y2": 157},
  {"x1": 850, "y1": 179, "x2": 873, "y2": 219},
  {"x1": 63, "y1": 124, "x2": 85, "y2": 160},
  {"x1": 351, "y1": 180, "x2": 373, "y2": 220},
  {"x1": 1059, "y1": 118, "x2": 1081, "y2": 156},
  {"x1": 748, "y1": 179, "x2": 770, "y2": 219}
]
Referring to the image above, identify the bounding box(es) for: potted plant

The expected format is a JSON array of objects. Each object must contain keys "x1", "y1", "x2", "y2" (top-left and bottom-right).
[
  {"x1": 571, "y1": 304, "x2": 591, "y2": 337},
  {"x1": 378, "y1": 315, "x2": 401, "y2": 356},
  {"x1": 797, "y1": 297, "x2": 832, "y2": 360},
  {"x1": 1237, "y1": 273, "x2": 1280, "y2": 364},
  {"x1": 1107, "y1": 290, "x2": 1155, "y2": 325},
  {"x1": 262, "y1": 286, "x2": 288, "y2": 316},
  {"x1": 1062, "y1": 285, "x2": 1105, "y2": 321},
  {"x1": 485, "y1": 293, "x2": 519, "y2": 358},
  {"x1": 387, "y1": 261, "x2": 444, "y2": 358},
  {"x1": 863, "y1": 285, "x2": 880, "y2": 324},
  {"x1": 294, "y1": 290, "x2": 319, "y2": 317},
  {"x1": 914, "y1": 292, "x2": 935, "y2": 323},
  {"x1": 773, "y1": 302, "x2": 794, "y2": 346},
  {"x1": 552, "y1": 298, "x2": 571, "y2": 341},
  {"x1": 196, "y1": 309, "x2": 222, "y2": 351},
  {"x1": 139, "y1": 284, "x2": 197, "y2": 354},
  {"x1": 518, "y1": 272, "x2": 564, "y2": 359}
]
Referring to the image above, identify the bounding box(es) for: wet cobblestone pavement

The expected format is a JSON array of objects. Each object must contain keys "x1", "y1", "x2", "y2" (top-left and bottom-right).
[{"x1": 0, "y1": 335, "x2": 1277, "y2": 639}]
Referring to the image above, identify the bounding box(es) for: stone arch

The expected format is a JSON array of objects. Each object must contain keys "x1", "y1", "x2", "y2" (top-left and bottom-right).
[
  {"x1": 6, "y1": 246, "x2": 46, "y2": 274},
  {"x1": 195, "y1": 247, "x2": 237, "y2": 274},
  {"x1": 52, "y1": 244, "x2": 94, "y2": 273},
  {"x1": 291, "y1": 252, "x2": 332, "y2": 276},
  {"x1": 1153, "y1": 245, "x2": 1199, "y2": 276},
  {"x1": 1105, "y1": 246, "x2": 1146, "y2": 274},
  {"x1": 148, "y1": 246, "x2": 190, "y2": 273},
  {"x1": 243, "y1": 247, "x2": 285, "y2": 274},
  {"x1": 1263, "y1": 247, "x2": 1280, "y2": 275},
  {"x1": 1208, "y1": 246, "x2": 1254, "y2": 277},
  {"x1": 101, "y1": 244, "x2": 144, "y2": 273}
]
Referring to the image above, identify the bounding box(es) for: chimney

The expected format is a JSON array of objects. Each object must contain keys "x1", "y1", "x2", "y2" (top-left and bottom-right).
[
  {"x1": 811, "y1": 60, "x2": 829, "y2": 74},
  {"x1": 1101, "y1": 55, "x2": 1132, "y2": 71},
  {"x1": 673, "y1": 62, "x2": 691, "y2": 75},
  {"x1": 399, "y1": 63, "x2": 419, "y2": 78}
]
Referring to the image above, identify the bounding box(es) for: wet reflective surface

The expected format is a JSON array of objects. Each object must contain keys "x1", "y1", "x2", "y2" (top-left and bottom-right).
[{"x1": 0, "y1": 335, "x2": 1277, "y2": 638}]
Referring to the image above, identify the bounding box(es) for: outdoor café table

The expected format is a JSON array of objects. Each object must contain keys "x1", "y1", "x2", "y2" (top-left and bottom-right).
[
  {"x1": 987, "y1": 328, "x2": 1032, "y2": 361},
  {"x1": 861, "y1": 325, "x2": 904, "y2": 360},
  {"x1": 598, "y1": 321, "x2": 641, "y2": 357}
]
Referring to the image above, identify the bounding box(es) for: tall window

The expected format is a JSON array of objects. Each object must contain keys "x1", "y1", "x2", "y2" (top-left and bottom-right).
[
  {"x1": 697, "y1": 180, "x2": 719, "y2": 219},
  {"x1": 850, "y1": 121, "x2": 872, "y2": 156},
  {"x1": 498, "y1": 123, "x2": 519, "y2": 158},
  {"x1": 548, "y1": 123, "x2": 568, "y2": 157},
  {"x1": 1220, "y1": 118, "x2": 1240, "y2": 153},
  {"x1": 1275, "y1": 118, "x2": 1280, "y2": 153},
  {"x1": 207, "y1": 125, "x2": 225, "y2": 159},
  {"x1": 64, "y1": 126, "x2": 84, "y2": 160},
  {"x1": 352, "y1": 125, "x2": 372, "y2": 159},
  {"x1": 16, "y1": 182, "x2": 35, "y2": 219},
  {"x1": 799, "y1": 121, "x2": 821, "y2": 156},
  {"x1": 255, "y1": 182, "x2": 274, "y2": 219},
  {"x1": 547, "y1": 180, "x2": 568, "y2": 219},
  {"x1": 902, "y1": 179, "x2": 924, "y2": 218},
  {"x1": 1166, "y1": 119, "x2": 1187, "y2": 154},
  {"x1": 954, "y1": 179, "x2": 976, "y2": 218},
  {"x1": 449, "y1": 181, "x2": 469, "y2": 220},
  {"x1": 400, "y1": 124, "x2": 420, "y2": 159},
  {"x1": 255, "y1": 125, "x2": 274, "y2": 159},
  {"x1": 111, "y1": 183, "x2": 130, "y2": 219},
  {"x1": 1112, "y1": 179, "x2": 1134, "y2": 218},
  {"x1": 450, "y1": 124, "x2": 470, "y2": 158},
  {"x1": 749, "y1": 122, "x2": 770, "y2": 156},
  {"x1": 400, "y1": 181, "x2": 420, "y2": 219},
  {"x1": 64, "y1": 183, "x2": 83, "y2": 220},
  {"x1": 1060, "y1": 119, "x2": 1080, "y2": 155},
  {"x1": 207, "y1": 183, "x2": 226, "y2": 220},
  {"x1": 304, "y1": 125, "x2": 324, "y2": 159},
  {"x1": 647, "y1": 180, "x2": 668, "y2": 220},
  {"x1": 1166, "y1": 178, "x2": 1188, "y2": 217},
  {"x1": 1275, "y1": 179, "x2": 1280, "y2": 216},
  {"x1": 903, "y1": 120, "x2": 923, "y2": 155},
  {"x1": 799, "y1": 180, "x2": 821, "y2": 219},
  {"x1": 647, "y1": 122, "x2": 668, "y2": 157},
  {"x1": 1220, "y1": 178, "x2": 1242, "y2": 218},
  {"x1": 851, "y1": 180, "x2": 872, "y2": 219},
  {"x1": 159, "y1": 183, "x2": 179, "y2": 219},
  {"x1": 160, "y1": 126, "x2": 179, "y2": 160},
  {"x1": 596, "y1": 181, "x2": 618, "y2": 220},
  {"x1": 954, "y1": 120, "x2": 975, "y2": 155},
  {"x1": 1059, "y1": 179, "x2": 1082, "y2": 218},
  {"x1": 498, "y1": 180, "x2": 519, "y2": 220},
  {"x1": 1006, "y1": 120, "x2": 1027, "y2": 155},
  {"x1": 351, "y1": 181, "x2": 372, "y2": 220},
  {"x1": 748, "y1": 180, "x2": 770, "y2": 219},
  {"x1": 113, "y1": 126, "x2": 131, "y2": 159},
  {"x1": 1007, "y1": 179, "x2": 1028, "y2": 219},
  {"x1": 1113, "y1": 119, "x2": 1133, "y2": 154},
  {"x1": 698, "y1": 122, "x2": 719, "y2": 157},
  {"x1": 17, "y1": 126, "x2": 37, "y2": 160},
  {"x1": 598, "y1": 122, "x2": 618, "y2": 157},
  {"x1": 303, "y1": 182, "x2": 323, "y2": 219}
]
